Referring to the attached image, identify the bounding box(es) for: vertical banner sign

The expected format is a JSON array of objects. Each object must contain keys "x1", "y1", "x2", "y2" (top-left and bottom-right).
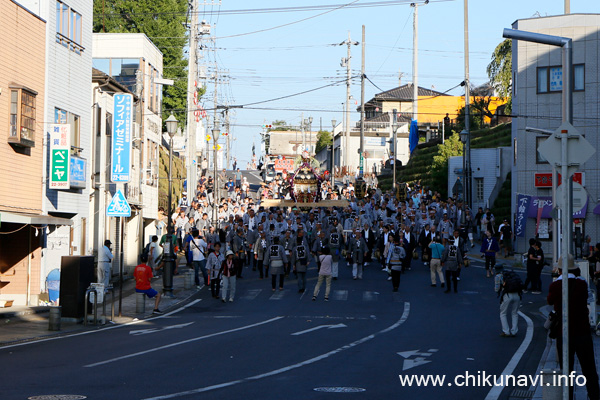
[
  {"x1": 49, "y1": 124, "x2": 71, "y2": 189},
  {"x1": 111, "y1": 94, "x2": 133, "y2": 182},
  {"x1": 515, "y1": 194, "x2": 531, "y2": 238}
]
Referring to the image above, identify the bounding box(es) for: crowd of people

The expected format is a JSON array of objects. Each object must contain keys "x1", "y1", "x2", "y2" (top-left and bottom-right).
[{"x1": 132, "y1": 168, "x2": 600, "y2": 399}]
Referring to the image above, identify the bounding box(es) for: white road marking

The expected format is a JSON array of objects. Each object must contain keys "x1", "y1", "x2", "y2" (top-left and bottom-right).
[
  {"x1": 84, "y1": 316, "x2": 284, "y2": 368},
  {"x1": 269, "y1": 290, "x2": 287, "y2": 300},
  {"x1": 402, "y1": 357, "x2": 431, "y2": 371},
  {"x1": 362, "y1": 291, "x2": 378, "y2": 301},
  {"x1": 397, "y1": 350, "x2": 421, "y2": 359},
  {"x1": 483, "y1": 311, "x2": 534, "y2": 400},
  {"x1": 129, "y1": 322, "x2": 194, "y2": 336},
  {"x1": 332, "y1": 290, "x2": 348, "y2": 301},
  {"x1": 291, "y1": 323, "x2": 347, "y2": 336},
  {"x1": 0, "y1": 299, "x2": 202, "y2": 350},
  {"x1": 240, "y1": 289, "x2": 262, "y2": 300},
  {"x1": 141, "y1": 302, "x2": 411, "y2": 400}
]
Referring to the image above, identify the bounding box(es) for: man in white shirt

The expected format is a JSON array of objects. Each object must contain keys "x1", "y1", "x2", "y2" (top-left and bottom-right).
[
  {"x1": 98, "y1": 240, "x2": 114, "y2": 288},
  {"x1": 148, "y1": 235, "x2": 161, "y2": 276},
  {"x1": 191, "y1": 230, "x2": 208, "y2": 288}
]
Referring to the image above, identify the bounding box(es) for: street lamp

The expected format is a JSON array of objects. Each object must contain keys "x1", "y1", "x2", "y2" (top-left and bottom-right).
[
  {"x1": 331, "y1": 119, "x2": 337, "y2": 182},
  {"x1": 163, "y1": 114, "x2": 178, "y2": 296},
  {"x1": 392, "y1": 109, "x2": 399, "y2": 189}
]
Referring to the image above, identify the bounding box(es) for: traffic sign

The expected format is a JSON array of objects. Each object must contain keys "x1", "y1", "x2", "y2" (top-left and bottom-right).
[
  {"x1": 556, "y1": 181, "x2": 587, "y2": 213},
  {"x1": 537, "y1": 122, "x2": 595, "y2": 178},
  {"x1": 106, "y1": 190, "x2": 131, "y2": 217}
]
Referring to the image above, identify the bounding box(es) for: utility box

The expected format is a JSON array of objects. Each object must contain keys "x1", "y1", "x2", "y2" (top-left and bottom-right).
[{"x1": 59, "y1": 256, "x2": 95, "y2": 318}]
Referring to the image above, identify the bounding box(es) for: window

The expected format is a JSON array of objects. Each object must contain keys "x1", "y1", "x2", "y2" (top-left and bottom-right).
[
  {"x1": 56, "y1": 1, "x2": 83, "y2": 54},
  {"x1": 55, "y1": 107, "x2": 81, "y2": 154},
  {"x1": 537, "y1": 64, "x2": 585, "y2": 93},
  {"x1": 111, "y1": 58, "x2": 139, "y2": 93},
  {"x1": 475, "y1": 178, "x2": 484, "y2": 202},
  {"x1": 536, "y1": 137, "x2": 548, "y2": 164},
  {"x1": 8, "y1": 87, "x2": 37, "y2": 148}
]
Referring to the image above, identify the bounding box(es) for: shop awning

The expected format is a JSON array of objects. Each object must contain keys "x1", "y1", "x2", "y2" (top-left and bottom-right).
[{"x1": 0, "y1": 211, "x2": 73, "y2": 226}]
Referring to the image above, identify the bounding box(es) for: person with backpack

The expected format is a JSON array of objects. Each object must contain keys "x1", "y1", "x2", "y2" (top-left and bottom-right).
[
  {"x1": 494, "y1": 264, "x2": 522, "y2": 337},
  {"x1": 442, "y1": 241, "x2": 463, "y2": 293},
  {"x1": 387, "y1": 236, "x2": 406, "y2": 292},
  {"x1": 481, "y1": 230, "x2": 500, "y2": 278},
  {"x1": 291, "y1": 237, "x2": 309, "y2": 293}
]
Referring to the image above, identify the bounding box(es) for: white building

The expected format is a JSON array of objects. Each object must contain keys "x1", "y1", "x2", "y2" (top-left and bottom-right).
[
  {"x1": 333, "y1": 114, "x2": 410, "y2": 175},
  {"x1": 92, "y1": 33, "x2": 164, "y2": 272},
  {"x1": 448, "y1": 148, "x2": 511, "y2": 211},
  {"x1": 510, "y1": 14, "x2": 600, "y2": 254}
]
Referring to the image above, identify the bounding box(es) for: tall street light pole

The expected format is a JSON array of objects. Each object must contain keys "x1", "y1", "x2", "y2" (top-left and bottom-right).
[
  {"x1": 212, "y1": 119, "x2": 220, "y2": 225},
  {"x1": 392, "y1": 109, "x2": 399, "y2": 189},
  {"x1": 463, "y1": 0, "x2": 472, "y2": 210},
  {"x1": 359, "y1": 25, "x2": 366, "y2": 178},
  {"x1": 163, "y1": 114, "x2": 178, "y2": 297}
]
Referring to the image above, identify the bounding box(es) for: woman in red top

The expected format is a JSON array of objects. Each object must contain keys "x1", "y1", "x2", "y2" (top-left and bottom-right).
[{"x1": 220, "y1": 250, "x2": 237, "y2": 303}]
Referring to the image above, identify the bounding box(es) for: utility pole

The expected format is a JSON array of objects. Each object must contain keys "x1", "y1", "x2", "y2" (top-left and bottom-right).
[
  {"x1": 225, "y1": 108, "x2": 231, "y2": 169},
  {"x1": 212, "y1": 67, "x2": 218, "y2": 170},
  {"x1": 411, "y1": 2, "x2": 419, "y2": 123},
  {"x1": 359, "y1": 25, "x2": 366, "y2": 178},
  {"x1": 463, "y1": 0, "x2": 472, "y2": 209},
  {"x1": 565, "y1": 0, "x2": 570, "y2": 14},
  {"x1": 186, "y1": 0, "x2": 199, "y2": 196},
  {"x1": 340, "y1": 32, "x2": 358, "y2": 174},
  {"x1": 301, "y1": 112, "x2": 305, "y2": 150}
]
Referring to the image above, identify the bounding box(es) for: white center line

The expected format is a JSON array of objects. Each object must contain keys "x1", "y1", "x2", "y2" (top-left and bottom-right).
[
  {"x1": 84, "y1": 316, "x2": 284, "y2": 368},
  {"x1": 141, "y1": 302, "x2": 411, "y2": 400}
]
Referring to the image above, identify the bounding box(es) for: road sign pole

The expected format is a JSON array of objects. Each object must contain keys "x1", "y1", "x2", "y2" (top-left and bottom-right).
[{"x1": 118, "y1": 216, "x2": 124, "y2": 317}]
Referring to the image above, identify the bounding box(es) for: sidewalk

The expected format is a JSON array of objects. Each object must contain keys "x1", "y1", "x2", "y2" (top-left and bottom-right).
[
  {"x1": 531, "y1": 306, "x2": 600, "y2": 400},
  {"x1": 0, "y1": 259, "x2": 201, "y2": 346}
]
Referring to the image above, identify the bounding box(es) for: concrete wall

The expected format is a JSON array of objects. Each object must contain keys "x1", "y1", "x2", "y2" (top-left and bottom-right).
[{"x1": 511, "y1": 14, "x2": 600, "y2": 254}]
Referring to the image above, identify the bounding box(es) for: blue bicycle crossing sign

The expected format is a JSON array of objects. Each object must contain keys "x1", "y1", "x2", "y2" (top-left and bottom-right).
[{"x1": 106, "y1": 190, "x2": 131, "y2": 217}]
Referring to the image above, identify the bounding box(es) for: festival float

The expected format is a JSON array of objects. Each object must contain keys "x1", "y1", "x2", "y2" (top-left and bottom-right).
[{"x1": 260, "y1": 151, "x2": 348, "y2": 208}]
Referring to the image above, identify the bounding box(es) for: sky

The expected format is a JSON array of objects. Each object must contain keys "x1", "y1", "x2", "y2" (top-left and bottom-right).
[{"x1": 192, "y1": 0, "x2": 596, "y2": 166}]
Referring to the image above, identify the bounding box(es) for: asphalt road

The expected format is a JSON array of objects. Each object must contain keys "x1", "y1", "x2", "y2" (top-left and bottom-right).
[{"x1": 1, "y1": 253, "x2": 551, "y2": 400}]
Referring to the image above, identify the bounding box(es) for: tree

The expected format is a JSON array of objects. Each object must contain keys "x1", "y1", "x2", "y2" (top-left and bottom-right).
[
  {"x1": 315, "y1": 130, "x2": 332, "y2": 154},
  {"x1": 92, "y1": 0, "x2": 205, "y2": 127},
  {"x1": 270, "y1": 120, "x2": 292, "y2": 131},
  {"x1": 487, "y1": 39, "x2": 512, "y2": 113},
  {"x1": 431, "y1": 132, "x2": 463, "y2": 197},
  {"x1": 455, "y1": 105, "x2": 484, "y2": 132}
]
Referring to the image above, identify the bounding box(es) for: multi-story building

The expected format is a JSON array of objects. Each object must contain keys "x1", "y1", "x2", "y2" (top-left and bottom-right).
[
  {"x1": 510, "y1": 14, "x2": 600, "y2": 254},
  {"x1": 0, "y1": 0, "x2": 71, "y2": 306},
  {"x1": 14, "y1": 0, "x2": 94, "y2": 297},
  {"x1": 92, "y1": 33, "x2": 163, "y2": 272}
]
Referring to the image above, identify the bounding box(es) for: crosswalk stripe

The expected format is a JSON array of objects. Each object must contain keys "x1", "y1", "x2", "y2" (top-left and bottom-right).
[
  {"x1": 240, "y1": 289, "x2": 262, "y2": 300},
  {"x1": 332, "y1": 290, "x2": 348, "y2": 301},
  {"x1": 269, "y1": 290, "x2": 287, "y2": 300},
  {"x1": 362, "y1": 291, "x2": 378, "y2": 301}
]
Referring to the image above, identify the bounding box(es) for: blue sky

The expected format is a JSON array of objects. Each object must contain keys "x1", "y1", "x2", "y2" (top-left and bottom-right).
[{"x1": 194, "y1": 0, "x2": 595, "y2": 166}]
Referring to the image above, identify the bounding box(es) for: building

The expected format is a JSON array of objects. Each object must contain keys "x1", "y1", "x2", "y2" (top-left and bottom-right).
[
  {"x1": 448, "y1": 148, "x2": 511, "y2": 212},
  {"x1": 333, "y1": 113, "x2": 411, "y2": 175},
  {"x1": 0, "y1": 0, "x2": 72, "y2": 306},
  {"x1": 510, "y1": 14, "x2": 600, "y2": 254},
  {"x1": 264, "y1": 130, "x2": 319, "y2": 158},
  {"x1": 92, "y1": 33, "x2": 164, "y2": 272},
  {"x1": 362, "y1": 83, "x2": 505, "y2": 126}
]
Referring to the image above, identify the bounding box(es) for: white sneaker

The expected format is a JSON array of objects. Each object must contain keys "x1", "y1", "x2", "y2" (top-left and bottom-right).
[
  {"x1": 387, "y1": 276, "x2": 392, "y2": 281},
  {"x1": 229, "y1": 298, "x2": 234, "y2": 302}
]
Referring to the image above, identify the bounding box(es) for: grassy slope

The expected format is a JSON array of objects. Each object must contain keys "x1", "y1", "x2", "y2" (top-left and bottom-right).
[{"x1": 379, "y1": 123, "x2": 512, "y2": 193}]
